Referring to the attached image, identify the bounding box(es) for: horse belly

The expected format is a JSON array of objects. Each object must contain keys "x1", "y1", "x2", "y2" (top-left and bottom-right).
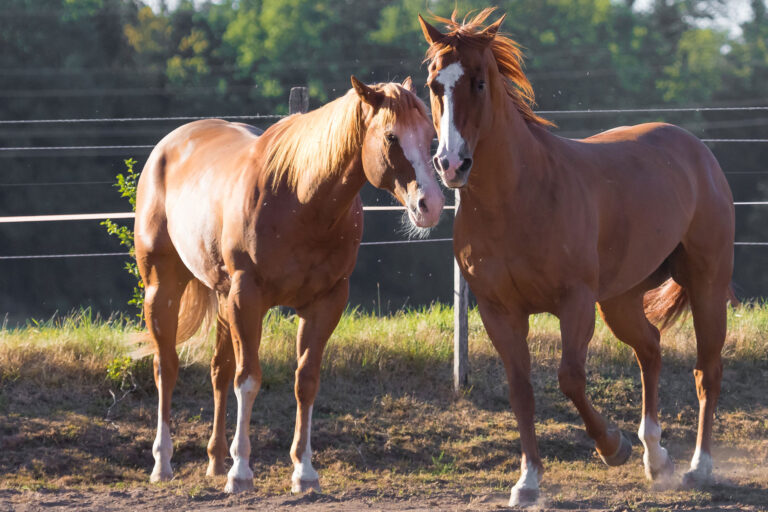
[{"x1": 596, "y1": 195, "x2": 690, "y2": 299}]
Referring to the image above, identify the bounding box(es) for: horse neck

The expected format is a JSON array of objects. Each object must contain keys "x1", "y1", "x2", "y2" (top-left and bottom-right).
[
  {"x1": 295, "y1": 119, "x2": 368, "y2": 222},
  {"x1": 304, "y1": 150, "x2": 367, "y2": 220},
  {"x1": 288, "y1": 94, "x2": 369, "y2": 219},
  {"x1": 463, "y1": 88, "x2": 552, "y2": 213}
]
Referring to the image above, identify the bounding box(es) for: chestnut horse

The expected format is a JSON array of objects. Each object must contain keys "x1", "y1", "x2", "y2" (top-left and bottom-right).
[
  {"x1": 419, "y1": 9, "x2": 734, "y2": 507},
  {"x1": 133, "y1": 77, "x2": 443, "y2": 493}
]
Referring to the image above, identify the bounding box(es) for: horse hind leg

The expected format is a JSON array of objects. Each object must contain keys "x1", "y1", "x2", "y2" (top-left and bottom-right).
[
  {"x1": 206, "y1": 303, "x2": 235, "y2": 477},
  {"x1": 139, "y1": 252, "x2": 191, "y2": 482},
  {"x1": 682, "y1": 278, "x2": 729, "y2": 487},
  {"x1": 599, "y1": 290, "x2": 675, "y2": 484}
]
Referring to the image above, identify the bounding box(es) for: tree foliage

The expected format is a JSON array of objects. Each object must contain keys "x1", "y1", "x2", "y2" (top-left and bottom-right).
[{"x1": 0, "y1": 0, "x2": 767, "y2": 319}]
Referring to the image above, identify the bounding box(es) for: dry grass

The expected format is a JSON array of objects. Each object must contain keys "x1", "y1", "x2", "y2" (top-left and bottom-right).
[{"x1": 1, "y1": 305, "x2": 766, "y2": 510}]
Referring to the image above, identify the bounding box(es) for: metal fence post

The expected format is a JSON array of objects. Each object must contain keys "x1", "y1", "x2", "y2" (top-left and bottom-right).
[
  {"x1": 454, "y1": 188, "x2": 469, "y2": 393},
  {"x1": 289, "y1": 86, "x2": 309, "y2": 114}
]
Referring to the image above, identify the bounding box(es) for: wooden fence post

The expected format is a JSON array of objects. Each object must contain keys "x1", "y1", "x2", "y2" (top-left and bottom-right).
[
  {"x1": 454, "y1": 188, "x2": 469, "y2": 393},
  {"x1": 289, "y1": 86, "x2": 309, "y2": 114}
]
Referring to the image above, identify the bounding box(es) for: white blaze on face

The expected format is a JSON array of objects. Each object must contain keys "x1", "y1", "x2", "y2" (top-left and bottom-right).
[
  {"x1": 292, "y1": 405, "x2": 320, "y2": 484},
  {"x1": 226, "y1": 376, "x2": 258, "y2": 487},
  {"x1": 638, "y1": 414, "x2": 670, "y2": 480},
  {"x1": 398, "y1": 121, "x2": 445, "y2": 228},
  {"x1": 434, "y1": 61, "x2": 466, "y2": 173}
]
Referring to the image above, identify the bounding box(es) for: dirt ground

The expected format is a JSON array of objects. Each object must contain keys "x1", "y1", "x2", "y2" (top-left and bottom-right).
[
  {"x1": 2, "y1": 332, "x2": 767, "y2": 511},
  {"x1": 1, "y1": 482, "x2": 766, "y2": 511}
]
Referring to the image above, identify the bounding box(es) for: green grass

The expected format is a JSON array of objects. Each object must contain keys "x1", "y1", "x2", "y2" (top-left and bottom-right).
[{"x1": 1, "y1": 304, "x2": 767, "y2": 510}]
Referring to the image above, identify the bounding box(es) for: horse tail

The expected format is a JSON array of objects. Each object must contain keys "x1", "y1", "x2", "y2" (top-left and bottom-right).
[
  {"x1": 643, "y1": 278, "x2": 689, "y2": 332},
  {"x1": 644, "y1": 278, "x2": 739, "y2": 332},
  {"x1": 175, "y1": 278, "x2": 218, "y2": 345}
]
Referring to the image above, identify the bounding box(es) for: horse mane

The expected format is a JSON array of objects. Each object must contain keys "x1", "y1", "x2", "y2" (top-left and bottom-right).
[
  {"x1": 265, "y1": 83, "x2": 427, "y2": 194},
  {"x1": 425, "y1": 8, "x2": 554, "y2": 127},
  {"x1": 264, "y1": 90, "x2": 364, "y2": 194}
]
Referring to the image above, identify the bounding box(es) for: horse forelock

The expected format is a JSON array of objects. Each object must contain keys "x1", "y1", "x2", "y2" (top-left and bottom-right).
[
  {"x1": 376, "y1": 82, "x2": 430, "y2": 128},
  {"x1": 424, "y1": 7, "x2": 554, "y2": 128}
]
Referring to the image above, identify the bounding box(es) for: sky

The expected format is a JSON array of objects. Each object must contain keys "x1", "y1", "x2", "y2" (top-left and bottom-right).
[{"x1": 146, "y1": 0, "x2": 756, "y2": 37}]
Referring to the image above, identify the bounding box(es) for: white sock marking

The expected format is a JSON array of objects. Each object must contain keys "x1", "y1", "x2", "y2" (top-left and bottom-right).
[
  {"x1": 292, "y1": 405, "x2": 320, "y2": 483},
  {"x1": 638, "y1": 414, "x2": 669, "y2": 480},
  {"x1": 509, "y1": 459, "x2": 540, "y2": 506},
  {"x1": 228, "y1": 376, "x2": 258, "y2": 482},
  {"x1": 151, "y1": 416, "x2": 172, "y2": 479},
  {"x1": 689, "y1": 446, "x2": 713, "y2": 475}
]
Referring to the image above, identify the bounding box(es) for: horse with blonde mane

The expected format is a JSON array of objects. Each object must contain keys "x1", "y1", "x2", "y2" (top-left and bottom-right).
[
  {"x1": 419, "y1": 8, "x2": 734, "y2": 507},
  {"x1": 133, "y1": 76, "x2": 444, "y2": 493}
]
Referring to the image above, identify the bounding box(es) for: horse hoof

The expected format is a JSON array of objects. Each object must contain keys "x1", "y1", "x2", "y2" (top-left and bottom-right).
[
  {"x1": 291, "y1": 478, "x2": 321, "y2": 494},
  {"x1": 649, "y1": 455, "x2": 675, "y2": 482},
  {"x1": 224, "y1": 476, "x2": 254, "y2": 494},
  {"x1": 149, "y1": 471, "x2": 173, "y2": 483},
  {"x1": 599, "y1": 432, "x2": 632, "y2": 467},
  {"x1": 206, "y1": 461, "x2": 227, "y2": 477},
  {"x1": 509, "y1": 487, "x2": 539, "y2": 508},
  {"x1": 682, "y1": 469, "x2": 712, "y2": 489}
]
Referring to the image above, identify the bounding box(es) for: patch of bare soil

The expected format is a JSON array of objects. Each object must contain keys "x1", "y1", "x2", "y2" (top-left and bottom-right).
[{"x1": 1, "y1": 353, "x2": 767, "y2": 511}]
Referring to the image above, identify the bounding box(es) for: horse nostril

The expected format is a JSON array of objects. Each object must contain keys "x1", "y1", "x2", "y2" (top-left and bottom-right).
[
  {"x1": 418, "y1": 198, "x2": 428, "y2": 212},
  {"x1": 440, "y1": 157, "x2": 450, "y2": 172},
  {"x1": 432, "y1": 156, "x2": 441, "y2": 171},
  {"x1": 459, "y1": 158, "x2": 473, "y2": 173}
]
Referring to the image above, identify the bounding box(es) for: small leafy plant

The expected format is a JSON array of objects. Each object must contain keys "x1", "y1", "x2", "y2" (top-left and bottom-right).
[{"x1": 102, "y1": 158, "x2": 144, "y2": 318}]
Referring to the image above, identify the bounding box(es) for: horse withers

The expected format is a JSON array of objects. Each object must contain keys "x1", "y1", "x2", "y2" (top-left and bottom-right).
[
  {"x1": 420, "y1": 9, "x2": 734, "y2": 507},
  {"x1": 133, "y1": 76, "x2": 444, "y2": 493}
]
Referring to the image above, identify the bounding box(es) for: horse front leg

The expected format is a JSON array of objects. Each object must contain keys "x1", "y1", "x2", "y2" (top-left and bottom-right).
[
  {"x1": 290, "y1": 279, "x2": 349, "y2": 493},
  {"x1": 558, "y1": 288, "x2": 632, "y2": 467},
  {"x1": 476, "y1": 299, "x2": 542, "y2": 507},
  {"x1": 224, "y1": 270, "x2": 267, "y2": 494}
]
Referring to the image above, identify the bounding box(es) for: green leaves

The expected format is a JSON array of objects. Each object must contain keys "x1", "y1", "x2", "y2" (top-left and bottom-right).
[{"x1": 102, "y1": 158, "x2": 143, "y2": 319}]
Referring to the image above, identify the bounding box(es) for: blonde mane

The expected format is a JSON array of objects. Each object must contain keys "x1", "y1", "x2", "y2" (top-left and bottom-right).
[
  {"x1": 425, "y1": 8, "x2": 554, "y2": 127},
  {"x1": 265, "y1": 90, "x2": 364, "y2": 194},
  {"x1": 265, "y1": 82, "x2": 428, "y2": 194}
]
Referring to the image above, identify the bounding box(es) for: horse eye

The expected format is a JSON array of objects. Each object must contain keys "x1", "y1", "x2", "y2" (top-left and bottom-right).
[
  {"x1": 386, "y1": 132, "x2": 398, "y2": 144},
  {"x1": 478, "y1": 80, "x2": 486, "y2": 91}
]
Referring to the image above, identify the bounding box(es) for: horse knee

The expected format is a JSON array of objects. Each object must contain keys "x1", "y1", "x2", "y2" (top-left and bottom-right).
[
  {"x1": 295, "y1": 365, "x2": 320, "y2": 404},
  {"x1": 558, "y1": 363, "x2": 586, "y2": 399},
  {"x1": 634, "y1": 339, "x2": 661, "y2": 371},
  {"x1": 693, "y1": 361, "x2": 722, "y2": 400},
  {"x1": 211, "y1": 354, "x2": 234, "y2": 385}
]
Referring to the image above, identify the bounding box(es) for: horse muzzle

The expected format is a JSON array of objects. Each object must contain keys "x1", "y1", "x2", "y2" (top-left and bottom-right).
[
  {"x1": 407, "y1": 187, "x2": 444, "y2": 228},
  {"x1": 433, "y1": 152, "x2": 473, "y2": 189}
]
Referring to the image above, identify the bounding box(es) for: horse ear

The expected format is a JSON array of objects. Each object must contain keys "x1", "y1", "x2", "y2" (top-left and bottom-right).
[
  {"x1": 418, "y1": 14, "x2": 445, "y2": 45},
  {"x1": 350, "y1": 76, "x2": 384, "y2": 107},
  {"x1": 482, "y1": 13, "x2": 506, "y2": 39},
  {"x1": 402, "y1": 76, "x2": 416, "y2": 93}
]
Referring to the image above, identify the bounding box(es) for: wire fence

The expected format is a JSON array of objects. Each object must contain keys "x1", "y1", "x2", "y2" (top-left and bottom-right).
[{"x1": 0, "y1": 104, "x2": 766, "y2": 260}]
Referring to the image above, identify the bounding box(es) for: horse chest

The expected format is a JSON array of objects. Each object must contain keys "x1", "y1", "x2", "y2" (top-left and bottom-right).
[
  {"x1": 255, "y1": 232, "x2": 358, "y2": 305},
  {"x1": 455, "y1": 228, "x2": 574, "y2": 313}
]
